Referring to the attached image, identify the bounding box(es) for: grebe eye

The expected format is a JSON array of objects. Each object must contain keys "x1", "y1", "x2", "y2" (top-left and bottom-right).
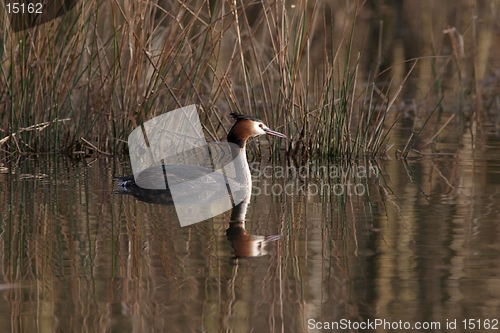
[{"x1": 259, "y1": 123, "x2": 263, "y2": 128}]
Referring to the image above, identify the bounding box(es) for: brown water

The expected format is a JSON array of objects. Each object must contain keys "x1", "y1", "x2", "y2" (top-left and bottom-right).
[{"x1": 1, "y1": 126, "x2": 500, "y2": 332}]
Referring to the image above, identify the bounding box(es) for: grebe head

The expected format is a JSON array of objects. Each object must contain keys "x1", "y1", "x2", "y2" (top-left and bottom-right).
[{"x1": 227, "y1": 113, "x2": 286, "y2": 148}]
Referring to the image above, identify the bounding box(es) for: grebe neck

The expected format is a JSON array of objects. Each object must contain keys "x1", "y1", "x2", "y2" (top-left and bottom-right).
[{"x1": 229, "y1": 144, "x2": 252, "y2": 202}]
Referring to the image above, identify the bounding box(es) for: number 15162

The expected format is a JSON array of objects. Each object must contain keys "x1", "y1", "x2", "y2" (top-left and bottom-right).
[{"x1": 6, "y1": 3, "x2": 43, "y2": 14}]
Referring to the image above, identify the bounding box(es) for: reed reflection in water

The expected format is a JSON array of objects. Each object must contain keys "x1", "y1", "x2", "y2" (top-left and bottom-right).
[{"x1": 1, "y1": 144, "x2": 500, "y2": 332}]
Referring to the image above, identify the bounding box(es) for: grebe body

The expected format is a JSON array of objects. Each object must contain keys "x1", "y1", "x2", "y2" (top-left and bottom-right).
[{"x1": 115, "y1": 113, "x2": 286, "y2": 194}]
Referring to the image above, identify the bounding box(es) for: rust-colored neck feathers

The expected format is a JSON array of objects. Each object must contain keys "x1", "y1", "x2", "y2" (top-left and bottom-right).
[{"x1": 227, "y1": 119, "x2": 254, "y2": 149}]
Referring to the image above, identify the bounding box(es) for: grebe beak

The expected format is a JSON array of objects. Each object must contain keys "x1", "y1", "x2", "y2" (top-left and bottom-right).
[{"x1": 263, "y1": 127, "x2": 287, "y2": 139}]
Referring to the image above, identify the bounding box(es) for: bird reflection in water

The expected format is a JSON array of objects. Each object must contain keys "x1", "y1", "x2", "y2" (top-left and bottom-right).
[
  {"x1": 114, "y1": 112, "x2": 285, "y2": 258},
  {"x1": 226, "y1": 198, "x2": 281, "y2": 258}
]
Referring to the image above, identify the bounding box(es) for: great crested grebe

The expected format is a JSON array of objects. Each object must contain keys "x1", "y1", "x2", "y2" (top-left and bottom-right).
[{"x1": 114, "y1": 113, "x2": 286, "y2": 194}]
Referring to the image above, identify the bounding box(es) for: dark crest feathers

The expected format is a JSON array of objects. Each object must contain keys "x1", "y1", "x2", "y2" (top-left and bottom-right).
[{"x1": 230, "y1": 113, "x2": 262, "y2": 123}]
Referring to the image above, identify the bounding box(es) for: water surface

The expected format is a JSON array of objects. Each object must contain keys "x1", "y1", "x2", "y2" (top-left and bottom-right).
[{"x1": 1, "y1": 131, "x2": 500, "y2": 332}]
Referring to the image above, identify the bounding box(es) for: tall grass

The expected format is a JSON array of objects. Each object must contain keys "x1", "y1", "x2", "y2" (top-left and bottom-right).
[{"x1": 0, "y1": 0, "x2": 452, "y2": 160}]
